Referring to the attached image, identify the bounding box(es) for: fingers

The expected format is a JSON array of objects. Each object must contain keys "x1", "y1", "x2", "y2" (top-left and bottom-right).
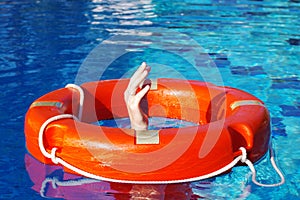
[
  {"x1": 124, "y1": 62, "x2": 151, "y2": 101},
  {"x1": 131, "y1": 62, "x2": 147, "y2": 81},
  {"x1": 128, "y1": 62, "x2": 151, "y2": 92},
  {"x1": 135, "y1": 85, "x2": 150, "y2": 101}
]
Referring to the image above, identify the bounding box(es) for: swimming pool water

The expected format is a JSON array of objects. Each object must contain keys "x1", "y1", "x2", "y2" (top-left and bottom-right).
[{"x1": 1, "y1": 0, "x2": 299, "y2": 199}]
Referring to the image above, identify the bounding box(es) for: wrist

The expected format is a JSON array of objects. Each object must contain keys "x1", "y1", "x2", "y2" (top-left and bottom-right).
[{"x1": 130, "y1": 120, "x2": 148, "y2": 130}]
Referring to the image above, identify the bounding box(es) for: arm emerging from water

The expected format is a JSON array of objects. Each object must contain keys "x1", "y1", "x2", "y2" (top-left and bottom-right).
[{"x1": 124, "y1": 62, "x2": 151, "y2": 130}]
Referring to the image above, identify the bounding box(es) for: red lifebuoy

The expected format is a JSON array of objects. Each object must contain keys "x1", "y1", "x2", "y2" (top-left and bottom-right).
[{"x1": 24, "y1": 79, "x2": 270, "y2": 183}]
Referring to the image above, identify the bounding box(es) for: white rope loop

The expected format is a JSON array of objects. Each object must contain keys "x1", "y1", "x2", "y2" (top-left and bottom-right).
[
  {"x1": 65, "y1": 84, "x2": 84, "y2": 121},
  {"x1": 50, "y1": 147, "x2": 59, "y2": 164},
  {"x1": 38, "y1": 114, "x2": 79, "y2": 161},
  {"x1": 239, "y1": 146, "x2": 285, "y2": 187},
  {"x1": 239, "y1": 147, "x2": 247, "y2": 163}
]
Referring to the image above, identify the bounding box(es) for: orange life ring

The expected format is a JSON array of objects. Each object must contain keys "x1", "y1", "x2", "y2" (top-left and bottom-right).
[{"x1": 24, "y1": 78, "x2": 270, "y2": 184}]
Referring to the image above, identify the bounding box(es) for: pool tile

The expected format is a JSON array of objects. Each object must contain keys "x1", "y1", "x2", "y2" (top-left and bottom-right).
[
  {"x1": 230, "y1": 65, "x2": 267, "y2": 76},
  {"x1": 208, "y1": 53, "x2": 231, "y2": 68},
  {"x1": 214, "y1": 59, "x2": 231, "y2": 68},
  {"x1": 287, "y1": 38, "x2": 300, "y2": 46},
  {"x1": 230, "y1": 66, "x2": 248, "y2": 75},
  {"x1": 248, "y1": 66, "x2": 266, "y2": 76},
  {"x1": 280, "y1": 105, "x2": 300, "y2": 117},
  {"x1": 208, "y1": 53, "x2": 228, "y2": 60},
  {"x1": 271, "y1": 77, "x2": 300, "y2": 89},
  {"x1": 271, "y1": 117, "x2": 287, "y2": 137}
]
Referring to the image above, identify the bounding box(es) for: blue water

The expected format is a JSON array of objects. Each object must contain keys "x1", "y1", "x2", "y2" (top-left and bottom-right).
[{"x1": 1, "y1": 0, "x2": 299, "y2": 199}]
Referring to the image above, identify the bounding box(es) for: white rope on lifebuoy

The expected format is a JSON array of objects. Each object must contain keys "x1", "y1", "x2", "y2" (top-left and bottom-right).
[
  {"x1": 38, "y1": 114, "x2": 78, "y2": 161},
  {"x1": 39, "y1": 146, "x2": 285, "y2": 197},
  {"x1": 50, "y1": 147, "x2": 59, "y2": 164},
  {"x1": 240, "y1": 144, "x2": 285, "y2": 187},
  {"x1": 37, "y1": 111, "x2": 243, "y2": 184},
  {"x1": 38, "y1": 114, "x2": 285, "y2": 186}
]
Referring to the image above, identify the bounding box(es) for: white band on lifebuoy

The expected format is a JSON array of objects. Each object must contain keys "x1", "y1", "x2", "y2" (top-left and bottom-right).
[
  {"x1": 230, "y1": 100, "x2": 265, "y2": 110},
  {"x1": 150, "y1": 79, "x2": 158, "y2": 90},
  {"x1": 135, "y1": 130, "x2": 160, "y2": 144},
  {"x1": 30, "y1": 101, "x2": 63, "y2": 109}
]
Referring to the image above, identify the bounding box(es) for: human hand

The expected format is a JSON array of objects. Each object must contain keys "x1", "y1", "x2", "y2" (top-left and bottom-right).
[{"x1": 124, "y1": 62, "x2": 151, "y2": 130}]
